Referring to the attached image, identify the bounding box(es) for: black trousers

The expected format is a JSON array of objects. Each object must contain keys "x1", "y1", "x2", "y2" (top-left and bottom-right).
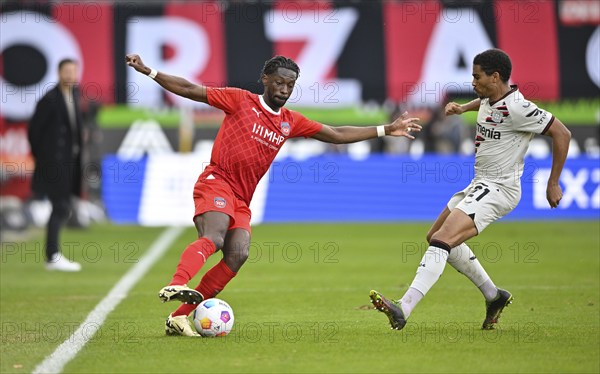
[{"x1": 45, "y1": 196, "x2": 72, "y2": 261}]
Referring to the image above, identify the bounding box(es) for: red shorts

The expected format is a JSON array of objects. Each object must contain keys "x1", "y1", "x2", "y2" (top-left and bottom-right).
[{"x1": 193, "y1": 178, "x2": 251, "y2": 233}]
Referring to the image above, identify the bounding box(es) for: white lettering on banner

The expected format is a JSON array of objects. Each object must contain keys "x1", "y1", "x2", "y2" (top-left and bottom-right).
[
  {"x1": 533, "y1": 168, "x2": 600, "y2": 209},
  {"x1": 409, "y1": 9, "x2": 493, "y2": 105},
  {"x1": 137, "y1": 153, "x2": 268, "y2": 226},
  {"x1": 561, "y1": 169, "x2": 590, "y2": 208},
  {"x1": 592, "y1": 168, "x2": 600, "y2": 208},
  {"x1": 586, "y1": 26, "x2": 600, "y2": 89},
  {"x1": 264, "y1": 8, "x2": 361, "y2": 107},
  {"x1": 0, "y1": 11, "x2": 82, "y2": 119},
  {"x1": 126, "y1": 17, "x2": 210, "y2": 108},
  {"x1": 117, "y1": 120, "x2": 173, "y2": 160},
  {"x1": 138, "y1": 154, "x2": 204, "y2": 226}
]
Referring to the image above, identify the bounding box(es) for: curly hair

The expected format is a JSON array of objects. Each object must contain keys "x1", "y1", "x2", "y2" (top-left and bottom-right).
[
  {"x1": 260, "y1": 55, "x2": 300, "y2": 78},
  {"x1": 473, "y1": 49, "x2": 512, "y2": 82}
]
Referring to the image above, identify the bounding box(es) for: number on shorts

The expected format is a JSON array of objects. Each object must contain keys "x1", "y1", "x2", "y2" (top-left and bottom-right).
[{"x1": 471, "y1": 184, "x2": 491, "y2": 202}]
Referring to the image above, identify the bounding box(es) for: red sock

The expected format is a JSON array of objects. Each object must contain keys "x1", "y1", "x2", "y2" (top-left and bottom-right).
[
  {"x1": 172, "y1": 260, "x2": 237, "y2": 317},
  {"x1": 169, "y1": 238, "x2": 216, "y2": 286}
]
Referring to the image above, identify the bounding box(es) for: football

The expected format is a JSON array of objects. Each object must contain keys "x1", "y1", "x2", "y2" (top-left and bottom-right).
[{"x1": 192, "y1": 298, "x2": 235, "y2": 337}]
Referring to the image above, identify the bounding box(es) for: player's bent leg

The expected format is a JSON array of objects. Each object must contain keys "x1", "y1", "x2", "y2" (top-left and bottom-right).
[
  {"x1": 482, "y1": 288, "x2": 513, "y2": 330},
  {"x1": 167, "y1": 238, "x2": 218, "y2": 286},
  {"x1": 221, "y1": 228, "x2": 250, "y2": 272},
  {"x1": 426, "y1": 206, "x2": 452, "y2": 243},
  {"x1": 158, "y1": 211, "x2": 230, "y2": 304},
  {"x1": 369, "y1": 290, "x2": 407, "y2": 330},
  {"x1": 448, "y1": 243, "x2": 499, "y2": 301},
  {"x1": 197, "y1": 229, "x2": 250, "y2": 300},
  {"x1": 165, "y1": 314, "x2": 200, "y2": 337},
  {"x1": 193, "y1": 211, "x2": 232, "y2": 249},
  {"x1": 429, "y1": 208, "x2": 478, "y2": 248}
]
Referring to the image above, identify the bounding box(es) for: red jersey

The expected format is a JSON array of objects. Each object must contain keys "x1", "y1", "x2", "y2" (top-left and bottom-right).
[{"x1": 199, "y1": 87, "x2": 323, "y2": 205}]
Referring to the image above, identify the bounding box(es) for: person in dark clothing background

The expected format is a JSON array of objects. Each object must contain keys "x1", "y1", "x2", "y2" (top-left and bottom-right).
[{"x1": 28, "y1": 58, "x2": 83, "y2": 272}]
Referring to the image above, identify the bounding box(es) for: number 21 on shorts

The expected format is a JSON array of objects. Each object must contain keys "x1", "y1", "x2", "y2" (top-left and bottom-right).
[{"x1": 466, "y1": 182, "x2": 491, "y2": 203}]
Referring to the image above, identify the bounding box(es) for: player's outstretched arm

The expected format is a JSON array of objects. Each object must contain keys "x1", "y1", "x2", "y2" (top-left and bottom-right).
[
  {"x1": 543, "y1": 118, "x2": 571, "y2": 208},
  {"x1": 445, "y1": 99, "x2": 481, "y2": 116},
  {"x1": 311, "y1": 113, "x2": 421, "y2": 144},
  {"x1": 125, "y1": 54, "x2": 208, "y2": 103}
]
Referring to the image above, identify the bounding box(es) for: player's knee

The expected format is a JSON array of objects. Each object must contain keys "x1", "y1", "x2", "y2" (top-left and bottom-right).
[
  {"x1": 201, "y1": 235, "x2": 225, "y2": 250},
  {"x1": 426, "y1": 228, "x2": 437, "y2": 244}
]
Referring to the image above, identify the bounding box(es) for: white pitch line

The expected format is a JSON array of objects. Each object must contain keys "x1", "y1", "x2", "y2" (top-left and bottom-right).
[{"x1": 32, "y1": 226, "x2": 185, "y2": 374}]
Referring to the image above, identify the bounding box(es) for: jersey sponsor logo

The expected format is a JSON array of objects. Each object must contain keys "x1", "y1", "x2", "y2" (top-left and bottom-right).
[
  {"x1": 252, "y1": 107, "x2": 261, "y2": 117},
  {"x1": 252, "y1": 123, "x2": 285, "y2": 147},
  {"x1": 214, "y1": 197, "x2": 227, "y2": 209},
  {"x1": 476, "y1": 123, "x2": 501, "y2": 140},
  {"x1": 280, "y1": 122, "x2": 290, "y2": 136}
]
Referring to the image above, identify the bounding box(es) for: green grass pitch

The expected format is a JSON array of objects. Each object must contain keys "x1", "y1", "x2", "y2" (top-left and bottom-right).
[{"x1": 1, "y1": 221, "x2": 599, "y2": 373}]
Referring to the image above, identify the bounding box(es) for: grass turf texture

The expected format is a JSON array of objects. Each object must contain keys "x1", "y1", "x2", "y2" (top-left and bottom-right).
[{"x1": 1, "y1": 222, "x2": 598, "y2": 373}]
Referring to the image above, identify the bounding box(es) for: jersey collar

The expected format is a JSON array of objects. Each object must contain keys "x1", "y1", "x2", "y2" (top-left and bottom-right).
[
  {"x1": 490, "y1": 85, "x2": 518, "y2": 106},
  {"x1": 259, "y1": 95, "x2": 281, "y2": 116}
]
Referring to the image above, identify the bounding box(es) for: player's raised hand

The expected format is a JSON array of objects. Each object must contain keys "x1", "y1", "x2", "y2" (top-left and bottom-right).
[
  {"x1": 546, "y1": 183, "x2": 563, "y2": 208},
  {"x1": 445, "y1": 102, "x2": 464, "y2": 116},
  {"x1": 387, "y1": 113, "x2": 421, "y2": 140},
  {"x1": 125, "y1": 54, "x2": 150, "y2": 75}
]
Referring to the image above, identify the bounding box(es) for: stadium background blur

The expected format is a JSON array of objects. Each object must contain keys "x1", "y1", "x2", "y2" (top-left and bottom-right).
[{"x1": 1, "y1": 0, "x2": 598, "y2": 230}]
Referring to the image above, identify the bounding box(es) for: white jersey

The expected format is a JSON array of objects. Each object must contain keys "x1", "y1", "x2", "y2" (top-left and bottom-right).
[{"x1": 474, "y1": 85, "x2": 554, "y2": 188}]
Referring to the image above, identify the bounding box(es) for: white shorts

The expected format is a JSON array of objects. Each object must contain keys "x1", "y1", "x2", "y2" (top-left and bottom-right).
[{"x1": 447, "y1": 179, "x2": 520, "y2": 233}]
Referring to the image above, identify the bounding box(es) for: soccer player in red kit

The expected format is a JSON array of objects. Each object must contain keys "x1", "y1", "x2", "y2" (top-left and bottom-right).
[{"x1": 126, "y1": 54, "x2": 421, "y2": 336}]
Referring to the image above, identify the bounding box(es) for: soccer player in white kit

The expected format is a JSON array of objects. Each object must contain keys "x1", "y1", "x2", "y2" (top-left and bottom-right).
[{"x1": 370, "y1": 48, "x2": 572, "y2": 330}]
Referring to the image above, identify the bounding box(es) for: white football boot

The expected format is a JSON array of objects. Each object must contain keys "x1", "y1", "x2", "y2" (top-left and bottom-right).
[{"x1": 165, "y1": 314, "x2": 200, "y2": 337}]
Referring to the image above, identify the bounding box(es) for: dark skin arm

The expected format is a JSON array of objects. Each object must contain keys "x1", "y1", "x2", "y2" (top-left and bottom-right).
[
  {"x1": 312, "y1": 114, "x2": 421, "y2": 144},
  {"x1": 543, "y1": 118, "x2": 571, "y2": 208},
  {"x1": 125, "y1": 54, "x2": 208, "y2": 103}
]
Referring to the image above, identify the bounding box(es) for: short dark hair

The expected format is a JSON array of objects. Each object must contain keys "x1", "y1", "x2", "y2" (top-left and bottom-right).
[
  {"x1": 58, "y1": 58, "x2": 77, "y2": 70},
  {"x1": 261, "y1": 55, "x2": 300, "y2": 78},
  {"x1": 473, "y1": 49, "x2": 512, "y2": 82}
]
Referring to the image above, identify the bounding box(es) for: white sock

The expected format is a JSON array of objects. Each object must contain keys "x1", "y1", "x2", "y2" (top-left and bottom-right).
[
  {"x1": 399, "y1": 287, "x2": 423, "y2": 318},
  {"x1": 447, "y1": 243, "x2": 498, "y2": 301},
  {"x1": 401, "y1": 245, "x2": 449, "y2": 316}
]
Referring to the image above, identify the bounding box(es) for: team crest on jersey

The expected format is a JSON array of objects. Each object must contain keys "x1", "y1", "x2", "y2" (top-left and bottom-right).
[
  {"x1": 490, "y1": 110, "x2": 503, "y2": 123},
  {"x1": 281, "y1": 122, "x2": 290, "y2": 136},
  {"x1": 214, "y1": 197, "x2": 226, "y2": 209}
]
